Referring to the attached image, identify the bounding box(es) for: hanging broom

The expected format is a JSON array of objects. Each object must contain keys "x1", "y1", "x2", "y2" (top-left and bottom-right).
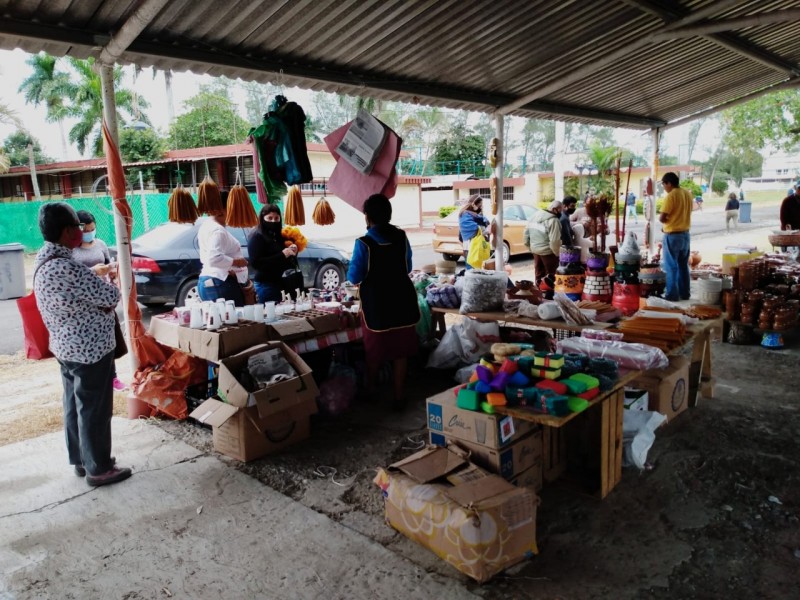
[
  {"x1": 284, "y1": 185, "x2": 306, "y2": 226},
  {"x1": 197, "y1": 176, "x2": 224, "y2": 216},
  {"x1": 225, "y1": 184, "x2": 258, "y2": 228},
  {"x1": 167, "y1": 187, "x2": 198, "y2": 224},
  {"x1": 312, "y1": 196, "x2": 335, "y2": 225}
]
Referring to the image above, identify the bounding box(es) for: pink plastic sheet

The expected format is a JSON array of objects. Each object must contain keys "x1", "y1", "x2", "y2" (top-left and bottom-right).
[{"x1": 557, "y1": 336, "x2": 669, "y2": 371}]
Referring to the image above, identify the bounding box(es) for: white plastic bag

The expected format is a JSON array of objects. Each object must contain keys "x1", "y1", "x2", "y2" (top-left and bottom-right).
[
  {"x1": 460, "y1": 269, "x2": 507, "y2": 314},
  {"x1": 454, "y1": 364, "x2": 477, "y2": 383},
  {"x1": 426, "y1": 323, "x2": 465, "y2": 369},
  {"x1": 460, "y1": 318, "x2": 501, "y2": 362},
  {"x1": 623, "y1": 410, "x2": 667, "y2": 469}
]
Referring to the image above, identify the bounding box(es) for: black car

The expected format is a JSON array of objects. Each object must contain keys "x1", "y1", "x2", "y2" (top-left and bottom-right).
[{"x1": 118, "y1": 219, "x2": 351, "y2": 306}]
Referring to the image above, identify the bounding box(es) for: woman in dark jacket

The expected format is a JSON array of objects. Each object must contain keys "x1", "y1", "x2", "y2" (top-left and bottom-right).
[
  {"x1": 347, "y1": 194, "x2": 420, "y2": 410},
  {"x1": 247, "y1": 204, "x2": 298, "y2": 303}
]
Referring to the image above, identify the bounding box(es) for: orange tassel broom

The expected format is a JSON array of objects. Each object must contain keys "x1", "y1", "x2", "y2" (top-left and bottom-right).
[
  {"x1": 312, "y1": 197, "x2": 335, "y2": 225},
  {"x1": 225, "y1": 184, "x2": 258, "y2": 227},
  {"x1": 167, "y1": 187, "x2": 198, "y2": 224},
  {"x1": 284, "y1": 185, "x2": 306, "y2": 226},
  {"x1": 197, "y1": 176, "x2": 224, "y2": 216}
]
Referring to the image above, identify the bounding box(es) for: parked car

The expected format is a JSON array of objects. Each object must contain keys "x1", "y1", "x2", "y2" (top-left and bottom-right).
[
  {"x1": 115, "y1": 219, "x2": 350, "y2": 307},
  {"x1": 432, "y1": 202, "x2": 539, "y2": 263}
]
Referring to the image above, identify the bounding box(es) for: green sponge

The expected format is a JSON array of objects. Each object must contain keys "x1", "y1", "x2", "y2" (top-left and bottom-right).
[
  {"x1": 456, "y1": 388, "x2": 481, "y2": 411},
  {"x1": 561, "y1": 378, "x2": 588, "y2": 395},
  {"x1": 569, "y1": 373, "x2": 600, "y2": 389}
]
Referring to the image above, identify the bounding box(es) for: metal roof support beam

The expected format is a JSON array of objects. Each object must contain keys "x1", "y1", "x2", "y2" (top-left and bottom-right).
[
  {"x1": 517, "y1": 101, "x2": 666, "y2": 129},
  {"x1": 98, "y1": 0, "x2": 170, "y2": 65},
  {"x1": 497, "y1": 0, "x2": 742, "y2": 114},
  {"x1": 624, "y1": 0, "x2": 800, "y2": 76},
  {"x1": 663, "y1": 77, "x2": 800, "y2": 131},
  {"x1": 662, "y1": 8, "x2": 800, "y2": 37}
]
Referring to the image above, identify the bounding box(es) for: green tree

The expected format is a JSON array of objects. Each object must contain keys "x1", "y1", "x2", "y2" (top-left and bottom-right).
[
  {"x1": 721, "y1": 89, "x2": 800, "y2": 152},
  {"x1": 428, "y1": 123, "x2": 487, "y2": 176},
  {"x1": 18, "y1": 52, "x2": 72, "y2": 157},
  {"x1": 681, "y1": 179, "x2": 702, "y2": 197},
  {"x1": 0, "y1": 102, "x2": 24, "y2": 173},
  {"x1": 398, "y1": 107, "x2": 447, "y2": 172},
  {"x1": 711, "y1": 179, "x2": 729, "y2": 195},
  {"x1": 62, "y1": 58, "x2": 146, "y2": 156},
  {"x1": 119, "y1": 127, "x2": 166, "y2": 186},
  {"x1": 716, "y1": 148, "x2": 762, "y2": 188},
  {"x1": 520, "y1": 119, "x2": 555, "y2": 171},
  {"x1": 2, "y1": 131, "x2": 52, "y2": 167},
  {"x1": 170, "y1": 89, "x2": 250, "y2": 149}
]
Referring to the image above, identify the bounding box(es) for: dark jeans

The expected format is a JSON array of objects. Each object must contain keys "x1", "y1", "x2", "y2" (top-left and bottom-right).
[
  {"x1": 254, "y1": 281, "x2": 282, "y2": 303},
  {"x1": 58, "y1": 350, "x2": 115, "y2": 476},
  {"x1": 662, "y1": 231, "x2": 691, "y2": 300},
  {"x1": 533, "y1": 252, "x2": 559, "y2": 284},
  {"x1": 197, "y1": 275, "x2": 245, "y2": 306}
]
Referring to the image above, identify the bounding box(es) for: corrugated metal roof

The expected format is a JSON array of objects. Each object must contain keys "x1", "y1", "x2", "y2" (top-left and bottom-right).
[{"x1": 1, "y1": 0, "x2": 799, "y2": 129}]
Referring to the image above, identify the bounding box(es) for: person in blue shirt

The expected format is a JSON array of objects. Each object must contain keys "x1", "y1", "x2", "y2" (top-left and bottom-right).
[
  {"x1": 347, "y1": 194, "x2": 420, "y2": 410},
  {"x1": 626, "y1": 191, "x2": 638, "y2": 224},
  {"x1": 458, "y1": 194, "x2": 490, "y2": 269}
]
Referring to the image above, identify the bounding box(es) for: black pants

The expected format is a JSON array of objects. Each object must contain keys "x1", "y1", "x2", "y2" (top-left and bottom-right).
[{"x1": 58, "y1": 350, "x2": 115, "y2": 476}]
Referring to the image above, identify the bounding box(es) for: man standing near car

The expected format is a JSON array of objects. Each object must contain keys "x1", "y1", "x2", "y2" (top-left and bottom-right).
[
  {"x1": 659, "y1": 172, "x2": 693, "y2": 301},
  {"x1": 560, "y1": 196, "x2": 578, "y2": 247},
  {"x1": 524, "y1": 200, "x2": 563, "y2": 285}
]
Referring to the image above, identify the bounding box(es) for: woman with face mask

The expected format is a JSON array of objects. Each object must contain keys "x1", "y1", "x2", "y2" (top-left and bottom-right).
[
  {"x1": 34, "y1": 203, "x2": 131, "y2": 487},
  {"x1": 72, "y1": 210, "x2": 126, "y2": 391},
  {"x1": 247, "y1": 204, "x2": 298, "y2": 303}
]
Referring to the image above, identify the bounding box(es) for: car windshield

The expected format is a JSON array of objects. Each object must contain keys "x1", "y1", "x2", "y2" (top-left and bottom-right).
[{"x1": 134, "y1": 222, "x2": 195, "y2": 246}]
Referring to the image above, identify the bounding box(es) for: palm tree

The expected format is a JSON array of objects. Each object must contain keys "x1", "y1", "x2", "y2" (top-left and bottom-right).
[
  {"x1": 0, "y1": 101, "x2": 24, "y2": 173},
  {"x1": 18, "y1": 52, "x2": 71, "y2": 158},
  {"x1": 63, "y1": 57, "x2": 148, "y2": 156}
]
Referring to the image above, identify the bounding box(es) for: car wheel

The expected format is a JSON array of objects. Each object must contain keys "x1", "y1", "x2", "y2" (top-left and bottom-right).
[
  {"x1": 315, "y1": 263, "x2": 343, "y2": 291},
  {"x1": 443, "y1": 253, "x2": 461, "y2": 262},
  {"x1": 502, "y1": 242, "x2": 510, "y2": 264},
  {"x1": 176, "y1": 278, "x2": 199, "y2": 307}
]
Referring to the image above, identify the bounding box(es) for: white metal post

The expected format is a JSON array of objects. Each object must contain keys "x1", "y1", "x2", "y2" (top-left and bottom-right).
[
  {"x1": 99, "y1": 63, "x2": 138, "y2": 371},
  {"x1": 649, "y1": 127, "x2": 660, "y2": 257},
  {"x1": 554, "y1": 121, "x2": 566, "y2": 202},
  {"x1": 494, "y1": 113, "x2": 505, "y2": 272},
  {"x1": 139, "y1": 171, "x2": 150, "y2": 231}
]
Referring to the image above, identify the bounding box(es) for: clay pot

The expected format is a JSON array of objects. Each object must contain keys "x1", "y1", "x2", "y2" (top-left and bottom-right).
[
  {"x1": 559, "y1": 246, "x2": 582, "y2": 265},
  {"x1": 587, "y1": 252, "x2": 609, "y2": 271},
  {"x1": 612, "y1": 281, "x2": 641, "y2": 316},
  {"x1": 689, "y1": 251, "x2": 702, "y2": 268}
]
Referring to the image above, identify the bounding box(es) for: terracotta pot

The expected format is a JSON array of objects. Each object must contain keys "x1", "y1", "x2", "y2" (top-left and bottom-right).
[
  {"x1": 689, "y1": 251, "x2": 702, "y2": 268},
  {"x1": 612, "y1": 281, "x2": 641, "y2": 316}
]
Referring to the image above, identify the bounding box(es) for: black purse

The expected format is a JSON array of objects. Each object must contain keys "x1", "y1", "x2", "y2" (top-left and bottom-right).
[
  {"x1": 113, "y1": 314, "x2": 128, "y2": 360},
  {"x1": 281, "y1": 257, "x2": 305, "y2": 298}
]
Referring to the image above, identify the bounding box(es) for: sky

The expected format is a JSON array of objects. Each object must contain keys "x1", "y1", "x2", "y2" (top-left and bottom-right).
[{"x1": 0, "y1": 47, "x2": 719, "y2": 166}]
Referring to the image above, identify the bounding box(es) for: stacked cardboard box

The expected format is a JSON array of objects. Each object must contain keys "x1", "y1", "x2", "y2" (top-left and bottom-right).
[
  {"x1": 426, "y1": 387, "x2": 543, "y2": 491},
  {"x1": 190, "y1": 342, "x2": 319, "y2": 461},
  {"x1": 629, "y1": 355, "x2": 689, "y2": 422}
]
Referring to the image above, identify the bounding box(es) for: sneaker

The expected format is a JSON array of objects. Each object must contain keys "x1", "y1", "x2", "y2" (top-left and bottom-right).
[
  {"x1": 86, "y1": 466, "x2": 132, "y2": 487},
  {"x1": 75, "y1": 456, "x2": 116, "y2": 477},
  {"x1": 112, "y1": 377, "x2": 128, "y2": 391}
]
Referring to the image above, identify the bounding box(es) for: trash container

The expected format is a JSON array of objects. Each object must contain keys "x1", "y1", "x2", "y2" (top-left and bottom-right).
[
  {"x1": 0, "y1": 243, "x2": 26, "y2": 300},
  {"x1": 739, "y1": 201, "x2": 752, "y2": 224}
]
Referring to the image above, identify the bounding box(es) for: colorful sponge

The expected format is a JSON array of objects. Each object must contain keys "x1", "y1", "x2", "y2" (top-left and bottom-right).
[
  {"x1": 505, "y1": 386, "x2": 539, "y2": 406},
  {"x1": 577, "y1": 387, "x2": 600, "y2": 401},
  {"x1": 474, "y1": 381, "x2": 492, "y2": 395},
  {"x1": 498, "y1": 359, "x2": 518, "y2": 375},
  {"x1": 536, "y1": 379, "x2": 569, "y2": 395},
  {"x1": 475, "y1": 364, "x2": 494, "y2": 384},
  {"x1": 508, "y1": 371, "x2": 531, "y2": 388},
  {"x1": 569, "y1": 373, "x2": 600, "y2": 390},
  {"x1": 535, "y1": 389, "x2": 570, "y2": 416},
  {"x1": 534, "y1": 352, "x2": 565, "y2": 369},
  {"x1": 531, "y1": 367, "x2": 561, "y2": 380},
  {"x1": 480, "y1": 401, "x2": 496, "y2": 414},
  {"x1": 567, "y1": 396, "x2": 590, "y2": 413},
  {"x1": 490, "y1": 371, "x2": 511, "y2": 391},
  {"x1": 486, "y1": 392, "x2": 507, "y2": 407},
  {"x1": 561, "y1": 378, "x2": 588, "y2": 395},
  {"x1": 456, "y1": 388, "x2": 481, "y2": 411}
]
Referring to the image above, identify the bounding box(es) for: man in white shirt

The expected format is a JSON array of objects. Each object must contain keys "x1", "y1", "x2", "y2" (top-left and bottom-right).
[{"x1": 197, "y1": 194, "x2": 249, "y2": 305}]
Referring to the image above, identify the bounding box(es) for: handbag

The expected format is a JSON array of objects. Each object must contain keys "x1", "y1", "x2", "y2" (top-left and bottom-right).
[
  {"x1": 466, "y1": 229, "x2": 491, "y2": 269},
  {"x1": 113, "y1": 314, "x2": 128, "y2": 360},
  {"x1": 240, "y1": 280, "x2": 257, "y2": 305},
  {"x1": 281, "y1": 257, "x2": 305, "y2": 298},
  {"x1": 16, "y1": 256, "x2": 60, "y2": 360}
]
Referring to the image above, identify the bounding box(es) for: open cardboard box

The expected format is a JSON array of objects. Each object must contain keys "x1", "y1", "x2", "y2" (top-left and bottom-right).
[
  {"x1": 190, "y1": 396, "x2": 317, "y2": 462},
  {"x1": 217, "y1": 342, "x2": 320, "y2": 419},
  {"x1": 148, "y1": 313, "x2": 268, "y2": 362},
  {"x1": 264, "y1": 318, "x2": 316, "y2": 341},
  {"x1": 374, "y1": 445, "x2": 538, "y2": 583},
  {"x1": 629, "y1": 355, "x2": 689, "y2": 422}
]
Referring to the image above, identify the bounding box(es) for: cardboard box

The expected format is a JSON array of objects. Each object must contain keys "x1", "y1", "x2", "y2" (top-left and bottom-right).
[
  {"x1": 426, "y1": 387, "x2": 536, "y2": 449},
  {"x1": 282, "y1": 309, "x2": 341, "y2": 335},
  {"x1": 629, "y1": 356, "x2": 689, "y2": 422},
  {"x1": 374, "y1": 446, "x2": 538, "y2": 583},
  {"x1": 190, "y1": 397, "x2": 316, "y2": 462},
  {"x1": 148, "y1": 313, "x2": 268, "y2": 362},
  {"x1": 623, "y1": 388, "x2": 649, "y2": 411},
  {"x1": 264, "y1": 318, "x2": 316, "y2": 341},
  {"x1": 721, "y1": 251, "x2": 764, "y2": 275},
  {"x1": 510, "y1": 461, "x2": 543, "y2": 492},
  {"x1": 429, "y1": 429, "x2": 543, "y2": 479},
  {"x1": 218, "y1": 342, "x2": 320, "y2": 419}
]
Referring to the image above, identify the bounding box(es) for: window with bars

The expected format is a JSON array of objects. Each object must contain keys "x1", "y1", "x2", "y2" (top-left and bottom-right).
[
  {"x1": 469, "y1": 186, "x2": 514, "y2": 201},
  {"x1": 299, "y1": 180, "x2": 330, "y2": 196}
]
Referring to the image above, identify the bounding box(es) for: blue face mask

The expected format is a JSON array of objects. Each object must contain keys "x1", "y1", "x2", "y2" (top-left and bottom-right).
[{"x1": 82, "y1": 231, "x2": 96, "y2": 243}]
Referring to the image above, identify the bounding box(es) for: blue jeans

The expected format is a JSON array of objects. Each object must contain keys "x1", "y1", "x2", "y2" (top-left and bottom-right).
[
  {"x1": 197, "y1": 275, "x2": 244, "y2": 306},
  {"x1": 58, "y1": 350, "x2": 115, "y2": 476},
  {"x1": 254, "y1": 281, "x2": 282, "y2": 303},
  {"x1": 662, "y1": 232, "x2": 691, "y2": 300}
]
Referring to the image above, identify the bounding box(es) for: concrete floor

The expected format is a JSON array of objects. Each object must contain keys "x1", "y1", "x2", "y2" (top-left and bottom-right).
[{"x1": 0, "y1": 419, "x2": 478, "y2": 600}]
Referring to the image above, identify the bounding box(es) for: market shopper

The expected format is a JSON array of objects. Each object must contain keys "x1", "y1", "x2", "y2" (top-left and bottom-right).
[
  {"x1": 524, "y1": 200, "x2": 563, "y2": 285},
  {"x1": 197, "y1": 192, "x2": 248, "y2": 305},
  {"x1": 779, "y1": 184, "x2": 800, "y2": 231},
  {"x1": 347, "y1": 194, "x2": 420, "y2": 410},
  {"x1": 34, "y1": 203, "x2": 131, "y2": 487},
  {"x1": 458, "y1": 194, "x2": 490, "y2": 268},
  {"x1": 626, "y1": 191, "x2": 638, "y2": 224},
  {"x1": 560, "y1": 196, "x2": 578, "y2": 246},
  {"x1": 659, "y1": 172, "x2": 694, "y2": 301},
  {"x1": 247, "y1": 204, "x2": 298, "y2": 303},
  {"x1": 724, "y1": 192, "x2": 740, "y2": 233},
  {"x1": 72, "y1": 210, "x2": 127, "y2": 392}
]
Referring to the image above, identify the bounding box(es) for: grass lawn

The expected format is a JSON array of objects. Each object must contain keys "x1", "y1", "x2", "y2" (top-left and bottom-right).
[{"x1": 700, "y1": 188, "x2": 785, "y2": 207}]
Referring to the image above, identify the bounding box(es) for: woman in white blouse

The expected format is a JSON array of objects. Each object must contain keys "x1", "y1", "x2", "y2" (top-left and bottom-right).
[{"x1": 197, "y1": 191, "x2": 249, "y2": 305}]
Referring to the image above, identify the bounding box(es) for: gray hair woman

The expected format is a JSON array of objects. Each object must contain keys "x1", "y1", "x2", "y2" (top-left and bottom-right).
[{"x1": 34, "y1": 202, "x2": 131, "y2": 487}]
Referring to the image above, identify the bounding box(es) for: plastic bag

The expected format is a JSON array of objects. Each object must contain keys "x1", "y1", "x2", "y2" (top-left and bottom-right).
[
  {"x1": 460, "y1": 269, "x2": 507, "y2": 314},
  {"x1": 318, "y1": 361, "x2": 357, "y2": 417},
  {"x1": 460, "y1": 318, "x2": 501, "y2": 362},
  {"x1": 426, "y1": 284, "x2": 461, "y2": 309},
  {"x1": 132, "y1": 350, "x2": 208, "y2": 420},
  {"x1": 427, "y1": 323, "x2": 465, "y2": 369},
  {"x1": 466, "y1": 231, "x2": 491, "y2": 269},
  {"x1": 623, "y1": 410, "x2": 667, "y2": 469},
  {"x1": 454, "y1": 364, "x2": 477, "y2": 384},
  {"x1": 557, "y1": 336, "x2": 669, "y2": 371},
  {"x1": 414, "y1": 279, "x2": 433, "y2": 341}
]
